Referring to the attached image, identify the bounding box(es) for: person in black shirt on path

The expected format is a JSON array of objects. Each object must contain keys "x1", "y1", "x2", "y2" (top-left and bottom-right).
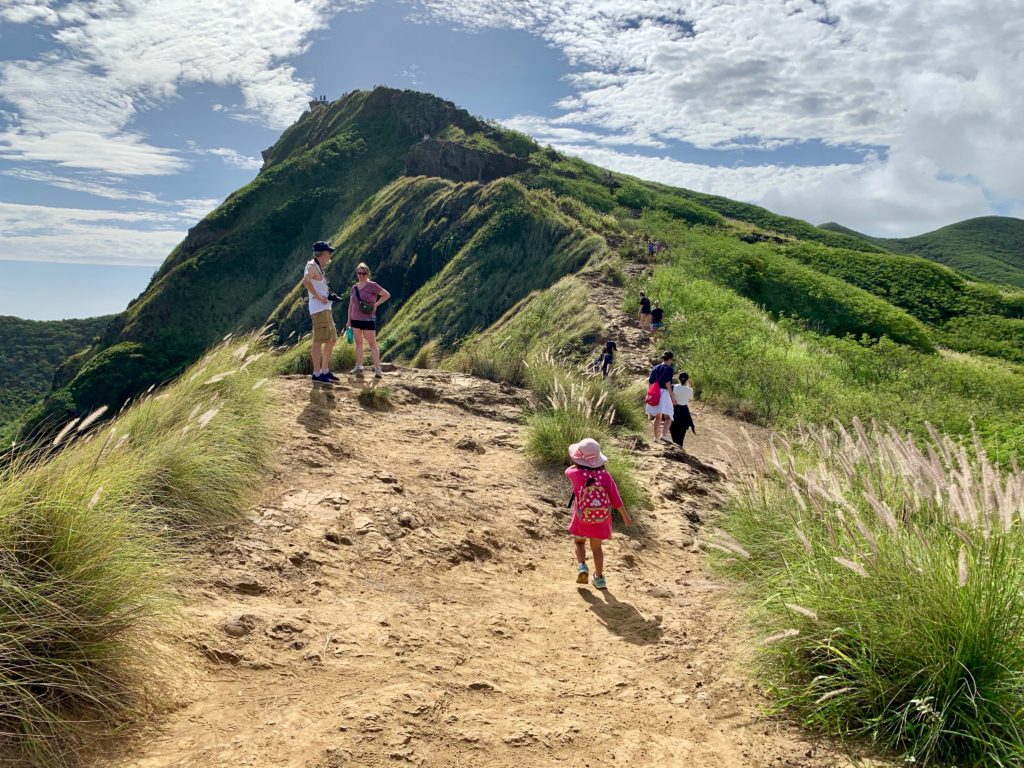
[
  {"x1": 645, "y1": 351, "x2": 675, "y2": 443},
  {"x1": 639, "y1": 293, "x2": 652, "y2": 331},
  {"x1": 650, "y1": 304, "x2": 665, "y2": 341},
  {"x1": 599, "y1": 340, "x2": 617, "y2": 378}
]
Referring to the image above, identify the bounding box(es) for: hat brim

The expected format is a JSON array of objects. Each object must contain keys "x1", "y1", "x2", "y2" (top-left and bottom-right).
[{"x1": 568, "y1": 442, "x2": 608, "y2": 468}]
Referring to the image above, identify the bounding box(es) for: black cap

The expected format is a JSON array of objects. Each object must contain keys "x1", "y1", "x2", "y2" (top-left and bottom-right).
[{"x1": 312, "y1": 241, "x2": 335, "y2": 253}]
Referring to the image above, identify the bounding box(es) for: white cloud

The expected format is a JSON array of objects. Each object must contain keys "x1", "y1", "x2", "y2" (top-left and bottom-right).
[
  {"x1": 194, "y1": 147, "x2": 263, "y2": 171},
  {"x1": 0, "y1": 0, "x2": 58, "y2": 25},
  {"x1": 418, "y1": 0, "x2": 1024, "y2": 234},
  {"x1": 0, "y1": 198, "x2": 219, "y2": 266},
  {"x1": 552, "y1": 143, "x2": 992, "y2": 238},
  {"x1": 2, "y1": 168, "x2": 162, "y2": 202},
  {"x1": 0, "y1": 1, "x2": 365, "y2": 176}
]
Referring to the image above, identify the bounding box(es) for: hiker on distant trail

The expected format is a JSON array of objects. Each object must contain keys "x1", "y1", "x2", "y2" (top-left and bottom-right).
[
  {"x1": 646, "y1": 351, "x2": 675, "y2": 444},
  {"x1": 639, "y1": 292, "x2": 652, "y2": 331},
  {"x1": 650, "y1": 303, "x2": 665, "y2": 341},
  {"x1": 346, "y1": 262, "x2": 390, "y2": 378},
  {"x1": 669, "y1": 371, "x2": 696, "y2": 449},
  {"x1": 597, "y1": 339, "x2": 617, "y2": 378},
  {"x1": 647, "y1": 238, "x2": 656, "y2": 258},
  {"x1": 565, "y1": 438, "x2": 632, "y2": 591},
  {"x1": 303, "y1": 241, "x2": 338, "y2": 383}
]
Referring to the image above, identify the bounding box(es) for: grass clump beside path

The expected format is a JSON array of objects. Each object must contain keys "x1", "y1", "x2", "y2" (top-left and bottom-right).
[
  {"x1": 0, "y1": 335, "x2": 275, "y2": 766},
  {"x1": 524, "y1": 359, "x2": 649, "y2": 512},
  {"x1": 711, "y1": 420, "x2": 1024, "y2": 766}
]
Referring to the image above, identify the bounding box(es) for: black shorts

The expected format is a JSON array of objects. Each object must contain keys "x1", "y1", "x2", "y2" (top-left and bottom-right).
[{"x1": 350, "y1": 318, "x2": 377, "y2": 331}]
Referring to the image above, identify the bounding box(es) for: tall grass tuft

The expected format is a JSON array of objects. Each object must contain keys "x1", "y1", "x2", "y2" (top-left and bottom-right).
[
  {"x1": 525, "y1": 366, "x2": 649, "y2": 511},
  {"x1": 275, "y1": 338, "x2": 355, "y2": 377},
  {"x1": 0, "y1": 334, "x2": 276, "y2": 765},
  {"x1": 712, "y1": 420, "x2": 1024, "y2": 766}
]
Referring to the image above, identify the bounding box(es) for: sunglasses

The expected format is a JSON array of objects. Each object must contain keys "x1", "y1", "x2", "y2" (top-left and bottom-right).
[{"x1": 356, "y1": 270, "x2": 368, "y2": 275}]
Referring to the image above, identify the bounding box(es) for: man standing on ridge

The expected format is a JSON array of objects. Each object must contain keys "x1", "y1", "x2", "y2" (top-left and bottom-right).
[{"x1": 303, "y1": 240, "x2": 339, "y2": 383}]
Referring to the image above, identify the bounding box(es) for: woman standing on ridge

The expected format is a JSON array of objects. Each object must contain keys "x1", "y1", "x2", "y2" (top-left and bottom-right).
[{"x1": 346, "y1": 262, "x2": 390, "y2": 378}]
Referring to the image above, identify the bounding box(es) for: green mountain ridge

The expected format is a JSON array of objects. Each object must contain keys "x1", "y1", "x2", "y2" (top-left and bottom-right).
[
  {"x1": 0, "y1": 314, "x2": 112, "y2": 445},
  {"x1": 819, "y1": 216, "x2": 1024, "y2": 288},
  {"x1": 12, "y1": 87, "x2": 1024, "y2": 457}
]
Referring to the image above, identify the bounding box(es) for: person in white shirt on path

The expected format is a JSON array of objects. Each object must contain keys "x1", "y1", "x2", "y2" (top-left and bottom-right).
[{"x1": 669, "y1": 371, "x2": 696, "y2": 448}]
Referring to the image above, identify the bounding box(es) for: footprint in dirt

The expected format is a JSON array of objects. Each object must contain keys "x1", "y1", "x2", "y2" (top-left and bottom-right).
[{"x1": 578, "y1": 589, "x2": 664, "y2": 645}]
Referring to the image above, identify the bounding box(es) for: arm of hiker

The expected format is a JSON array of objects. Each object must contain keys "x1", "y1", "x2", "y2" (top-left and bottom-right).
[
  {"x1": 375, "y1": 287, "x2": 391, "y2": 307},
  {"x1": 617, "y1": 506, "x2": 633, "y2": 527},
  {"x1": 302, "y1": 268, "x2": 327, "y2": 303}
]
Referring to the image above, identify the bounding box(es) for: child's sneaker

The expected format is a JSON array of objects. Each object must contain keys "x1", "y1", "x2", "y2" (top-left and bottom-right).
[
  {"x1": 373, "y1": 367, "x2": 383, "y2": 378},
  {"x1": 350, "y1": 365, "x2": 364, "y2": 375},
  {"x1": 592, "y1": 575, "x2": 607, "y2": 590},
  {"x1": 575, "y1": 563, "x2": 589, "y2": 584}
]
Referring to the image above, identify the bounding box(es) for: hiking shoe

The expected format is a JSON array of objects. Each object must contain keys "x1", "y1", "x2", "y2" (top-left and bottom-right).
[
  {"x1": 576, "y1": 563, "x2": 589, "y2": 584},
  {"x1": 373, "y1": 367, "x2": 383, "y2": 378},
  {"x1": 592, "y1": 575, "x2": 607, "y2": 590},
  {"x1": 311, "y1": 373, "x2": 329, "y2": 383},
  {"x1": 660, "y1": 435, "x2": 673, "y2": 444},
  {"x1": 324, "y1": 371, "x2": 340, "y2": 382},
  {"x1": 349, "y1": 365, "x2": 364, "y2": 375}
]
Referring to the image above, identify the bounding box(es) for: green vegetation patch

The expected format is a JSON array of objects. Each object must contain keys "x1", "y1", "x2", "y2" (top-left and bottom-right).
[
  {"x1": 0, "y1": 335, "x2": 275, "y2": 765},
  {"x1": 0, "y1": 315, "x2": 112, "y2": 446},
  {"x1": 645, "y1": 266, "x2": 1024, "y2": 462},
  {"x1": 712, "y1": 423, "x2": 1024, "y2": 766}
]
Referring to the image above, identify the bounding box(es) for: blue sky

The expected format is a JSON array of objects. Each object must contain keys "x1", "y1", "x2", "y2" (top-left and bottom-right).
[{"x1": 1, "y1": 0, "x2": 1022, "y2": 320}]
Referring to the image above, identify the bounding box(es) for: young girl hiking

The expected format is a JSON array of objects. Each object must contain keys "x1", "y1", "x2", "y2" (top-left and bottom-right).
[{"x1": 565, "y1": 438, "x2": 632, "y2": 589}]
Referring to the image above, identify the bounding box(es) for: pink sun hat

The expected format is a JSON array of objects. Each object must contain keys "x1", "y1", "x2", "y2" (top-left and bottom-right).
[{"x1": 568, "y1": 437, "x2": 608, "y2": 468}]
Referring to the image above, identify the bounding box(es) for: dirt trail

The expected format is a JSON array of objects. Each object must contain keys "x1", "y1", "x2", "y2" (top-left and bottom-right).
[{"x1": 100, "y1": 275, "x2": 865, "y2": 768}]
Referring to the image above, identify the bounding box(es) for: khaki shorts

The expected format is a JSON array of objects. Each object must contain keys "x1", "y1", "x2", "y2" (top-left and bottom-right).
[{"x1": 310, "y1": 309, "x2": 337, "y2": 343}]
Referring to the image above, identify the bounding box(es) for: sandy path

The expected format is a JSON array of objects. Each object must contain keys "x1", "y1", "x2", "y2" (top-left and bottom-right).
[{"x1": 98, "y1": 359, "x2": 862, "y2": 768}]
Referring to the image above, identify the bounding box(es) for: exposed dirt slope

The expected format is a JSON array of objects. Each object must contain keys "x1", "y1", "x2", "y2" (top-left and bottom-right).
[{"x1": 97, "y1": 345, "x2": 870, "y2": 767}]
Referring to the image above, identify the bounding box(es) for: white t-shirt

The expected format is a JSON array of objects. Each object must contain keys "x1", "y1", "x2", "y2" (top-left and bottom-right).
[
  {"x1": 673, "y1": 383, "x2": 693, "y2": 406},
  {"x1": 305, "y1": 259, "x2": 331, "y2": 315}
]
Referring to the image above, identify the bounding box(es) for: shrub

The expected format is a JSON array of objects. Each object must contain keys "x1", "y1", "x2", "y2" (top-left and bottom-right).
[
  {"x1": 275, "y1": 338, "x2": 355, "y2": 376},
  {"x1": 0, "y1": 335, "x2": 275, "y2": 765},
  {"x1": 524, "y1": 375, "x2": 650, "y2": 511},
  {"x1": 412, "y1": 339, "x2": 439, "y2": 369},
  {"x1": 357, "y1": 386, "x2": 393, "y2": 411},
  {"x1": 712, "y1": 422, "x2": 1024, "y2": 766}
]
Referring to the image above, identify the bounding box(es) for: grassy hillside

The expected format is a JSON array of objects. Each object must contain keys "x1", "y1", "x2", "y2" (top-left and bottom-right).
[
  {"x1": 820, "y1": 217, "x2": 1024, "y2": 288},
  {"x1": 20, "y1": 89, "x2": 546, "y2": 438},
  {"x1": 16, "y1": 87, "x2": 1024, "y2": 467},
  {"x1": 0, "y1": 315, "x2": 112, "y2": 445}
]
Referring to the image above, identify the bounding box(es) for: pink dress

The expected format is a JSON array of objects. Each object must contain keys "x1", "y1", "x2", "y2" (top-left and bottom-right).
[{"x1": 565, "y1": 466, "x2": 623, "y2": 540}]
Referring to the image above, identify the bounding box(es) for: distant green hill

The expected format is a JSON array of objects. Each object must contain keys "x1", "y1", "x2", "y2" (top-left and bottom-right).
[
  {"x1": 0, "y1": 315, "x2": 112, "y2": 444},
  {"x1": 819, "y1": 217, "x2": 1024, "y2": 288},
  {"x1": 14, "y1": 87, "x2": 1024, "y2": 457}
]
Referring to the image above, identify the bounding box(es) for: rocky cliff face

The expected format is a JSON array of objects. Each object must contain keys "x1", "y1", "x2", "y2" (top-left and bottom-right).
[{"x1": 404, "y1": 139, "x2": 531, "y2": 184}]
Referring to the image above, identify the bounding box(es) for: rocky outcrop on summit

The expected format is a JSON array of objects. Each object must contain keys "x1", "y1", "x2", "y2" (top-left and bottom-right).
[{"x1": 404, "y1": 139, "x2": 531, "y2": 184}]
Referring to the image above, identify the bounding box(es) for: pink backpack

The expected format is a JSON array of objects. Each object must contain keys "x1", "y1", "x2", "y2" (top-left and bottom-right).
[{"x1": 575, "y1": 470, "x2": 612, "y2": 524}]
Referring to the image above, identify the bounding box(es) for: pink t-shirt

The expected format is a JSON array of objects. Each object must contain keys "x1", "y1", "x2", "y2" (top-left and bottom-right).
[
  {"x1": 565, "y1": 465, "x2": 623, "y2": 540},
  {"x1": 349, "y1": 281, "x2": 383, "y2": 322}
]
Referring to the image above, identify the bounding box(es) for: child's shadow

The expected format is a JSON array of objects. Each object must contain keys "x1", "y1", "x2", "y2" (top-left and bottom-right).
[{"x1": 578, "y1": 589, "x2": 664, "y2": 645}]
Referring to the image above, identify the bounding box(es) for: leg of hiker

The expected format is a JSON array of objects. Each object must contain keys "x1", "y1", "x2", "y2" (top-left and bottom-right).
[
  {"x1": 590, "y1": 538, "x2": 604, "y2": 577},
  {"x1": 322, "y1": 338, "x2": 336, "y2": 375},
  {"x1": 574, "y1": 537, "x2": 589, "y2": 583},
  {"x1": 366, "y1": 329, "x2": 383, "y2": 376},
  {"x1": 311, "y1": 341, "x2": 323, "y2": 374},
  {"x1": 352, "y1": 329, "x2": 365, "y2": 372},
  {"x1": 652, "y1": 412, "x2": 664, "y2": 441}
]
